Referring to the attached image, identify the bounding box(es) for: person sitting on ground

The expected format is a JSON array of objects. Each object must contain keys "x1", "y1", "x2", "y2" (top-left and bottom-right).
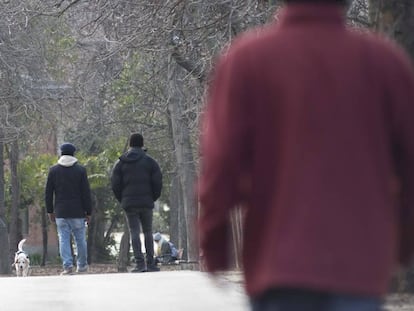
[{"x1": 153, "y1": 232, "x2": 179, "y2": 264}]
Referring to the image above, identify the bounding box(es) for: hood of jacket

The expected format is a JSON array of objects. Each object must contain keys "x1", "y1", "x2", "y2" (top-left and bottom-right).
[
  {"x1": 58, "y1": 155, "x2": 78, "y2": 167},
  {"x1": 119, "y1": 147, "x2": 146, "y2": 163}
]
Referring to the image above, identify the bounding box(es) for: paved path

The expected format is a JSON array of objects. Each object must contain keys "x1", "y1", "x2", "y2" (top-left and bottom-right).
[{"x1": 0, "y1": 271, "x2": 249, "y2": 311}]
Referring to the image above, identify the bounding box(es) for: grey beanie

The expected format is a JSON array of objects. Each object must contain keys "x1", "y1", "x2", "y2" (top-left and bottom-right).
[{"x1": 153, "y1": 232, "x2": 162, "y2": 242}]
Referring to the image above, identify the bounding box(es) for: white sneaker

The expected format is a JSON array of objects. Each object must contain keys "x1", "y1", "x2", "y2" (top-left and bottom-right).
[
  {"x1": 60, "y1": 268, "x2": 73, "y2": 275},
  {"x1": 76, "y1": 265, "x2": 88, "y2": 273}
]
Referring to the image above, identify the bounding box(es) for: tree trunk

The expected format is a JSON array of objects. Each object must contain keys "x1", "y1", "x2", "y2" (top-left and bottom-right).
[
  {"x1": 230, "y1": 208, "x2": 244, "y2": 270},
  {"x1": 167, "y1": 56, "x2": 198, "y2": 262},
  {"x1": 169, "y1": 172, "x2": 180, "y2": 246},
  {"x1": 0, "y1": 139, "x2": 10, "y2": 274},
  {"x1": 166, "y1": 111, "x2": 187, "y2": 255},
  {"x1": 87, "y1": 191, "x2": 106, "y2": 263},
  {"x1": 174, "y1": 175, "x2": 188, "y2": 261},
  {"x1": 104, "y1": 214, "x2": 119, "y2": 246},
  {"x1": 39, "y1": 201, "x2": 48, "y2": 266},
  {"x1": 179, "y1": 197, "x2": 188, "y2": 261},
  {"x1": 8, "y1": 140, "x2": 21, "y2": 263},
  {"x1": 117, "y1": 214, "x2": 130, "y2": 272}
]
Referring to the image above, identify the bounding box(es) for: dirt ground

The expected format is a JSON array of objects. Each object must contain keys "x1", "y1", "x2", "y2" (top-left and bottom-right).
[{"x1": 4, "y1": 265, "x2": 414, "y2": 310}]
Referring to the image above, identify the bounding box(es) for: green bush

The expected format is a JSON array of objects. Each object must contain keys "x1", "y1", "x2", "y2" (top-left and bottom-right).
[{"x1": 29, "y1": 253, "x2": 42, "y2": 266}]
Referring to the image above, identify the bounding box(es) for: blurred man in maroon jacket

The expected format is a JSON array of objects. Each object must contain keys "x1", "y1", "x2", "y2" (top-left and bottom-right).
[{"x1": 198, "y1": 0, "x2": 414, "y2": 310}]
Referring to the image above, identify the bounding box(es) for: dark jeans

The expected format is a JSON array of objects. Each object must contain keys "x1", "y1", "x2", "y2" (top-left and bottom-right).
[
  {"x1": 251, "y1": 288, "x2": 384, "y2": 311},
  {"x1": 126, "y1": 208, "x2": 154, "y2": 266}
]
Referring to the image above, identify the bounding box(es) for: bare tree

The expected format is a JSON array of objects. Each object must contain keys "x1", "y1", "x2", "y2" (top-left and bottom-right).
[
  {"x1": 0, "y1": 0, "x2": 378, "y2": 271},
  {"x1": 41, "y1": 0, "x2": 276, "y2": 263},
  {"x1": 369, "y1": 0, "x2": 414, "y2": 59},
  {"x1": 367, "y1": 0, "x2": 414, "y2": 292},
  {"x1": 0, "y1": 136, "x2": 9, "y2": 274}
]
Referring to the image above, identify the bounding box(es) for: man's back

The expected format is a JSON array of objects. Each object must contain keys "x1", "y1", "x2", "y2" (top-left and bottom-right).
[
  {"x1": 49, "y1": 163, "x2": 87, "y2": 198},
  {"x1": 111, "y1": 133, "x2": 162, "y2": 273},
  {"x1": 111, "y1": 147, "x2": 162, "y2": 210},
  {"x1": 46, "y1": 157, "x2": 92, "y2": 219},
  {"x1": 199, "y1": 3, "x2": 414, "y2": 298}
]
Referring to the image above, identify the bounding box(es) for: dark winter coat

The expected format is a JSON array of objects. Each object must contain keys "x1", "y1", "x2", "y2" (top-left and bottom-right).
[
  {"x1": 45, "y1": 156, "x2": 92, "y2": 218},
  {"x1": 198, "y1": 3, "x2": 414, "y2": 299},
  {"x1": 111, "y1": 147, "x2": 162, "y2": 211}
]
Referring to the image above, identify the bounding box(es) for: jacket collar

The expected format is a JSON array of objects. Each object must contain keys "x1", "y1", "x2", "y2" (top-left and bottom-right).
[{"x1": 278, "y1": 3, "x2": 346, "y2": 28}]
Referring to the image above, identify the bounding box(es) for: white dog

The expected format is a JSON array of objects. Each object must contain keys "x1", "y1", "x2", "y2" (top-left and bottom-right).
[{"x1": 14, "y1": 239, "x2": 30, "y2": 277}]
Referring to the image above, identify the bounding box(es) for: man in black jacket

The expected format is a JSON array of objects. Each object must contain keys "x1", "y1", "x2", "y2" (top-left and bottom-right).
[
  {"x1": 45, "y1": 143, "x2": 92, "y2": 275},
  {"x1": 111, "y1": 133, "x2": 163, "y2": 272}
]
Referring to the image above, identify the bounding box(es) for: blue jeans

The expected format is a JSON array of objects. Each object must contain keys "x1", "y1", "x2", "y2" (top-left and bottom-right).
[
  {"x1": 56, "y1": 218, "x2": 88, "y2": 270},
  {"x1": 251, "y1": 288, "x2": 384, "y2": 311}
]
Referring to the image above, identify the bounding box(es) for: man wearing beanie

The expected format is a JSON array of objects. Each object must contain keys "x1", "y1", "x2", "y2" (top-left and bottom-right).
[
  {"x1": 198, "y1": 0, "x2": 414, "y2": 310},
  {"x1": 45, "y1": 142, "x2": 92, "y2": 275},
  {"x1": 111, "y1": 133, "x2": 162, "y2": 272},
  {"x1": 153, "y1": 232, "x2": 179, "y2": 264}
]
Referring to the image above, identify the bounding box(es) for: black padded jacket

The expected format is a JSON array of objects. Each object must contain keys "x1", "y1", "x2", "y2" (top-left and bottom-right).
[
  {"x1": 111, "y1": 147, "x2": 162, "y2": 211},
  {"x1": 45, "y1": 156, "x2": 92, "y2": 218}
]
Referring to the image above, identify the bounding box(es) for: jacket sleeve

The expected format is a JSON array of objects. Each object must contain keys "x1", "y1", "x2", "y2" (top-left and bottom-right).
[
  {"x1": 81, "y1": 168, "x2": 92, "y2": 216},
  {"x1": 150, "y1": 159, "x2": 162, "y2": 201},
  {"x1": 110, "y1": 160, "x2": 123, "y2": 203},
  {"x1": 45, "y1": 168, "x2": 55, "y2": 214},
  {"x1": 198, "y1": 39, "x2": 253, "y2": 272}
]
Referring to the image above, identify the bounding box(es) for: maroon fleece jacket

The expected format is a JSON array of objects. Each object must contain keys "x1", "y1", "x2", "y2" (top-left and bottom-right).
[{"x1": 198, "y1": 3, "x2": 414, "y2": 298}]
